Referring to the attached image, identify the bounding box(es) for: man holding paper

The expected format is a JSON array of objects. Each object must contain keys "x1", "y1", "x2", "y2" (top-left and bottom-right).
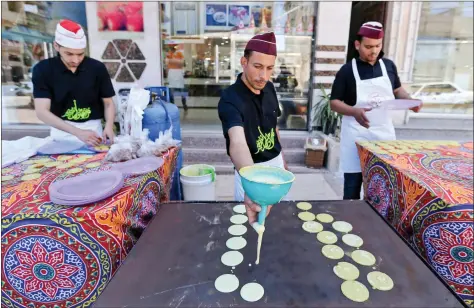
[{"x1": 330, "y1": 21, "x2": 422, "y2": 200}]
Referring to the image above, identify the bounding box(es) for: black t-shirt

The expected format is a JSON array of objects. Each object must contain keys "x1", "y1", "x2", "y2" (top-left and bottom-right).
[
  {"x1": 330, "y1": 57, "x2": 402, "y2": 106},
  {"x1": 32, "y1": 56, "x2": 115, "y2": 122},
  {"x1": 218, "y1": 73, "x2": 282, "y2": 164}
]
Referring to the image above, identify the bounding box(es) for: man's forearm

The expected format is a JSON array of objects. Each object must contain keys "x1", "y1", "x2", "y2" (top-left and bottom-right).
[
  {"x1": 103, "y1": 98, "x2": 116, "y2": 128},
  {"x1": 36, "y1": 109, "x2": 80, "y2": 136},
  {"x1": 394, "y1": 87, "x2": 412, "y2": 99},
  {"x1": 330, "y1": 99, "x2": 356, "y2": 116},
  {"x1": 229, "y1": 142, "x2": 254, "y2": 172}
]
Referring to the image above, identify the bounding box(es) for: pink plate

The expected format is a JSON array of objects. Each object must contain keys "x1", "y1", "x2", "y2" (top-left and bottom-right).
[
  {"x1": 49, "y1": 170, "x2": 124, "y2": 202},
  {"x1": 380, "y1": 99, "x2": 422, "y2": 110},
  {"x1": 37, "y1": 140, "x2": 84, "y2": 155},
  {"x1": 111, "y1": 156, "x2": 164, "y2": 176}
]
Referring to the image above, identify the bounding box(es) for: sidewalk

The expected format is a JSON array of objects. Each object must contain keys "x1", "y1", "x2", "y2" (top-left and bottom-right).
[{"x1": 215, "y1": 173, "x2": 343, "y2": 201}]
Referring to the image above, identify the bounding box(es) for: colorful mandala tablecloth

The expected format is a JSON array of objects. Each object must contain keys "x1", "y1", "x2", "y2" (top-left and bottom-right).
[
  {"x1": 357, "y1": 140, "x2": 473, "y2": 306},
  {"x1": 1, "y1": 146, "x2": 180, "y2": 308}
]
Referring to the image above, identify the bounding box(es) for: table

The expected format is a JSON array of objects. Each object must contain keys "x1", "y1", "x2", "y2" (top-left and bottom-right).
[
  {"x1": 94, "y1": 201, "x2": 463, "y2": 307},
  {"x1": 357, "y1": 140, "x2": 473, "y2": 307},
  {"x1": 1, "y1": 146, "x2": 180, "y2": 308}
]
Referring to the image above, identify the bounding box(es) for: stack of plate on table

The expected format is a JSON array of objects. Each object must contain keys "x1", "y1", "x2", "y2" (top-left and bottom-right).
[{"x1": 49, "y1": 156, "x2": 164, "y2": 206}]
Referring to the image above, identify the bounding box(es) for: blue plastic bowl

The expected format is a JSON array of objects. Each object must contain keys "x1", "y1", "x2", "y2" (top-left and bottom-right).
[{"x1": 239, "y1": 165, "x2": 295, "y2": 207}]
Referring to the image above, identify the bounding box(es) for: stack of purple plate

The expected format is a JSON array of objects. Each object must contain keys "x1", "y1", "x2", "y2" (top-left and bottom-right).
[
  {"x1": 111, "y1": 156, "x2": 164, "y2": 176},
  {"x1": 49, "y1": 170, "x2": 124, "y2": 206}
]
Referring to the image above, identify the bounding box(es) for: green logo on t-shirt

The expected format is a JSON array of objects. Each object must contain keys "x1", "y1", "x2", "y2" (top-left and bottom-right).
[
  {"x1": 255, "y1": 126, "x2": 275, "y2": 154},
  {"x1": 62, "y1": 100, "x2": 91, "y2": 121}
]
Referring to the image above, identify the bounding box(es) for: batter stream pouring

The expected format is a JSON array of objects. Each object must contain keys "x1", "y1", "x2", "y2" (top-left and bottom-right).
[{"x1": 239, "y1": 165, "x2": 295, "y2": 264}]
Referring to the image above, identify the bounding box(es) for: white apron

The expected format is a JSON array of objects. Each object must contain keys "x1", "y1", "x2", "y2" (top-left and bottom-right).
[
  {"x1": 234, "y1": 153, "x2": 290, "y2": 201},
  {"x1": 50, "y1": 119, "x2": 103, "y2": 144},
  {"x1": 167, "y1": 68, "x2": 185, "y2": 89},
  {"x1": 339, "y1": 59, "x2": 396, "y2": 173}
]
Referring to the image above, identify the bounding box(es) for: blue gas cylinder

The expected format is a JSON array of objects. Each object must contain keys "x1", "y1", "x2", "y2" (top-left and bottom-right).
[{"x1": 142, "y1": 99, "x2": 183, "y2": 201}]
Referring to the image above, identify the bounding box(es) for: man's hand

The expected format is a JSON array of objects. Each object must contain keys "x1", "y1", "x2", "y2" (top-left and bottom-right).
[
  {"x1": 75, "y1": 129, "x2": 101, "y2": 146},
  {"x1": 352, "y1": 107, "x2": 372, "y2": 128},
  {"x1": 244, "y1": 193, "x2": 272, "y2": 225},
  {"x1": 409, "y1": 101, "x2": 423, "y2": 113},
  {"x1": 102, "y1": 124, "x2": 115, "y2": 144}
]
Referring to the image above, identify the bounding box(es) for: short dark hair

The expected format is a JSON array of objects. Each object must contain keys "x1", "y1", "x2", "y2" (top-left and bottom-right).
[
  {"x1": 355, "y1": 34, "x2": 363, "y2": 42},
  {"x1": 244, "y1": 49, "x2": 253, "y2": 59}
]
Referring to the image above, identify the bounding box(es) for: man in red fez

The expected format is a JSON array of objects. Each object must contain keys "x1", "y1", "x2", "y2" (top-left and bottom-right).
[
  {"x1": 218, "y1": 32, "x2": 288, "y2": 224},
  {"x1": 33, "y1": 19, "x2": 116, "y2": 146},
  {"x1": 330, "y1": 21, "x2": 423, "y2": 200}
]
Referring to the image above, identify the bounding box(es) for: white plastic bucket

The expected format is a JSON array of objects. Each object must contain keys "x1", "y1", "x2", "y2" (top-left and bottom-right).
[{"x1": 180, "y1": 164, "x2": 216, "y2": 201}]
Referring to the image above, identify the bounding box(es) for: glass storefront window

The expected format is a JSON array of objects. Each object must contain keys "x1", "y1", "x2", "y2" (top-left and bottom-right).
[
  {"x1": 409, "y1": 1, "x2": 473, "y2": 115},
  {"x1": 160, "y1": 2, "x2": 316, "y2": 130},
  {"x1": 1, "y1": 1, "x2": 88, "y2": 125}
]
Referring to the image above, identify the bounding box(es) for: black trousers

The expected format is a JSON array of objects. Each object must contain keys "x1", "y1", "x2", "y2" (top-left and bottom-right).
[{"x1": 343, "y1": 172, "x2": 363, "y2": 200}]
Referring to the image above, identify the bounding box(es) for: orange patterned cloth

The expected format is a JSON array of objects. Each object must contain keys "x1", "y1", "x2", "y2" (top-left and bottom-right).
[
  {"x1": 357, "y1": 141, "x2": 473, "y2": 306},
  {"x1": 1, "y1": 146, "x2": 180, "y2": 308}
]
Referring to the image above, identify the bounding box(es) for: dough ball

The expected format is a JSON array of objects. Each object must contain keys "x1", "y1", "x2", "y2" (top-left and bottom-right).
[
  {"x1": 351, "y1": 250, "x2": 376, "y2": 266},
  {"x1": 230, "y1": 214, "x2": 248, "y2": 225},
  {"x1": 296, "y1": 202, "x2": 312, "y2": 211},
  {"x1": 341, "y1": 280, "x2": 369, "y2": 302},
  {"x1": 221, "y1": 251, "x2": 244, "y2": 267},
  {"x1": 333, "y1": 262, "x2": 360, "y2": 280},
  {"x1": 226, "y1": 237, "x2": 247, "y2": 250},
  {"x1": 228, "y1": 225, "x2": 247, "y2": 236},
  {"x1": 321, "y1": 245, "x2": 344, "y2": 260},
  {"x1": 302, "y1": 221, "x2": 323, "y2": 233},
  {"x1": 298, "y1": 212, "x2": 316, "y2": 221},
  {"x1": 342, "y1": 234, "x2": 364, "y2": 248},
  {"x1": 316, "y1": 213, "x2": 334, "y2": 223},
  {"x1": 317, "y1": 231, "x2": 338, "y2": 244},
  {"x1": 215, "y1": 274, "x2": 239, "y2": 293},
  {"x1": 332, "y1": 221, "x2": 353, "y2": 233},
  {"x1": 233, "y1": 204, "x2": 246, "y2": 214},
  {"x1": 367, "y1": 271, "x2": 394, "y2": 291},
  {"x1": 240, "y1": 282, "x2": 264, "y2": 302}
]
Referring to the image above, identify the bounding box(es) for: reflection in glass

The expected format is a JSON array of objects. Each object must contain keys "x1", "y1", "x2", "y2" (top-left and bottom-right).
[{"x1": 160, "y1": 2, "x2": 316, "y2": 130}]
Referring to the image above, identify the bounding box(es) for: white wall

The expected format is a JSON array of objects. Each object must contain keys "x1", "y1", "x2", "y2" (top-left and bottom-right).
[
  {"x1": 85, "y1": 2, "x2": 162, "y2": 92},
  {"x1": 316, "y1": 2, "x2": 352, "y2": 49}
]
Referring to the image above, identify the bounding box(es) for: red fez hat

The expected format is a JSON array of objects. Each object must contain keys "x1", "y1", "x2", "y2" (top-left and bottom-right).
[
  {"x1": 245, "y1": 32, "x2": 277, "y2": 56},
  {"x1": 357, "y1": 21, "x2": 384, "y2": 39}
]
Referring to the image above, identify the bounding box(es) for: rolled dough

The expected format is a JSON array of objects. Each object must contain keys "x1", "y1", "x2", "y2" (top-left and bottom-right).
[
  {"x1": 2, "y1": 175, "x2": 14, "y2": 182},
  {"x1": 21, "y1": 173, "x2": 41, "y2": 181},
  {"x1": 221, "y1": 251, "x2": 244, "y2": 267},
  {"x1": 45, "y1": 161, "x2": 62, "y2": 168},
  {"x1": 31, "y1": 163, "x2": 45, "y2": 169},
  {"x1": 230, "y1": 214, "x2": 248, "y2": 225},
  {"x1": 67, "y1": 168, "x2": 83, "y2": 174},
  {"x1": 316, "y1": 213, "x2": 334, "y2": 223},
  {"x1": 333, "y1": 262, "x2": 360, "y2": 280},
  {"x1": 296, "y1": 202, "x2": 312, "y2": 211},
  {"x1": 240, "y1": 282, "x2": 264, "y2": 302},
  {"x1": 233, "y1": 204, "x2": 246, "y2": 214},
  {"x1": 228, "y1": 225, "x2": 247, "y2": 236},
  {"x1": 342, "y1": 234, "x2": 364, "y2": 248},
  {"x1": 332, "y1": 221, "x2": 353, "y2": 233},
  {"x1": 298, "y1": 212, "x2": 316, "y2": 221},
  {"x1": 341, "y1": 280, "x2": 370, "y2": 302},
  {"x1": 33, "y1": 158, "x2": 52, "y2": 163},
  {"x1": 2, "y1": 168, "x2": 13, "y2": 174},
  {"x1": 317, "y1": 231, "x2": 338, "y2": 244},
  {"x1": 85, "y1": 162, "x2": 101, "y2": 169},
  {"x1": 321, "y1": 245, "x2": 344, "y2": 260},
  {"x1": 215, "y1": 274, "x2": 239, "y2": 293},
  {"x1": 367, "y1": 271, "x2": 394, "y2": 291},
  {"x1": 302, "y1": 221, "x2": 323, "y2": 233},
  {"x1": 56, "y1": 163, "x2": 73, "y2": 170},
  {"x1": 57, "y1": 155, "x2": 71, "y2": 161},
  {"x1": 23, "y1": 168, "x2": 41, "y2": 175},
  {"x1": 226, "y1": 237, "x2": 247, "y2": 250},
  {"x1": 351, "y1": 250, "x2": 376, "y2": 266}
]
